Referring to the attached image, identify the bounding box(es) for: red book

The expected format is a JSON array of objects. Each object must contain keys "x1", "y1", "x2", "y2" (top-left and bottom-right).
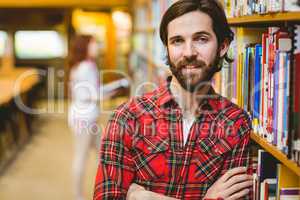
[{"x1": 295, "y1": 53, "x2": 300, "y2": 113}]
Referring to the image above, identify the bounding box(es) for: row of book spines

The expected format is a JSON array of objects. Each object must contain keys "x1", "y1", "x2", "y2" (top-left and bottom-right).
[
  {"x1": 253, "y1": 150, "x2": 300, "y2": 200},
  {"x1": 212, "y1": 26, "x2": 300, "y2": 159},
  {"x1": 222, "y1": 0, "x2": 300, "y2": 18},
  {"x1": 219, "y1": 32, "x2": 291, "y2": 141},
  {"x1": 254, "y1": 177, "x2": 300, "y2": 200}
]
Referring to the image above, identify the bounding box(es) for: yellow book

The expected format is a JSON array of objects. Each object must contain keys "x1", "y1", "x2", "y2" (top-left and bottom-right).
[
  {"x1": 236, "y1": 27, "x2": 245, "y2": 107},
  {"x1": 237, "y1": 53, "x2": 243, "y2": 107},
  {"x1": 277, "y1": 164, "x2": 300, "y2": 198}
]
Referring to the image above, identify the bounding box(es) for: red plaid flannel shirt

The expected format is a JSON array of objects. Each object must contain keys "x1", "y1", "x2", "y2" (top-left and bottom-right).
[{"x1": 94, "y1": 77, "x2": 253, "y2": 200}]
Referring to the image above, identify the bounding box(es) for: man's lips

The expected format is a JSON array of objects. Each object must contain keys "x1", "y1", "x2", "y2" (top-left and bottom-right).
[
  {"x1": 181, "y1": 65, "x2": 203, "y2": 71},
  {"x1": 180, "y1": 65, "x2": 201, "y2": 69},
  {"x1": 185, "y1": 65, "x2": 197, "y2": 69},
  {"x1": 181, "y1": 67, "x2": 202, "y2": 75}
]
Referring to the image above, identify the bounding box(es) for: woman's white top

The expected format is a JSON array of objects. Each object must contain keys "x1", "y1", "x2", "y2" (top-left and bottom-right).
[{"x1": 68, "y1": 60, "x2": 100, "y2": 128}]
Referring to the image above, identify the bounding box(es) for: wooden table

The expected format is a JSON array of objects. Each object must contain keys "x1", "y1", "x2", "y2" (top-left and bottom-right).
[
  {"x1": 0, "y1": 68, "x2": 40, "y2": 169},
  {"x1": 0, "y1": 68, "x2": 39, "y2": 105}
]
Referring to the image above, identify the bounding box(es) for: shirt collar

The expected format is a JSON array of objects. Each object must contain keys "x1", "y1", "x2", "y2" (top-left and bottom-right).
[
  {"x1": 155, "y1": 76, "x2": 221, "y2": 111},
  {"x1": 155, "y1": 76, "x2": 174, "y2": 106}
]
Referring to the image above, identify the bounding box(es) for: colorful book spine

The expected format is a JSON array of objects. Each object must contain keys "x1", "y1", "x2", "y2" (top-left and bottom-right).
[
  {"x1": 243, "y1": 46, "x2": 249, "y2": 111},
  {"x1": 284, "y1": 0, "x2": 300, "y2": 12},
  {"x1": 283, "y1": 52, "x2": 290, "y2": 155},
  {"x1": 253, "y1": 44, "x2": 262, "y2": 133},
  {"x1": 232, "y1": 27, "x2": 293, "y2": 153},
  {"x1": 224, "y1": 0, "x2": 299, "y2": 17},
  {"x1": 280, "y1": 188, "x2": 300, "y2": 200},
  {"x1": 273, "y1": 51, "x2": 280, "y2": 146},
  {"x1": 277, "y1": 52, "x2": 285, "y2": 151},
  {"x1": 260, "y1": 178, "x2": 277, "y2": 200},
  {"x1": 293, "y1": 25, "x2": 300, "y2": 164}
]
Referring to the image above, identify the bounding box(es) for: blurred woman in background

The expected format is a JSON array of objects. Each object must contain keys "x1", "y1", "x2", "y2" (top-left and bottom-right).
[{"x1": 68, "y1": 34, "x2": 100, "y2": 200}]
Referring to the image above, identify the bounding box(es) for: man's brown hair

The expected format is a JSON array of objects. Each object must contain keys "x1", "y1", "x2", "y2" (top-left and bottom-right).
[{"x1": 159, "y1": 0, "x2": 234, "y2": 66}]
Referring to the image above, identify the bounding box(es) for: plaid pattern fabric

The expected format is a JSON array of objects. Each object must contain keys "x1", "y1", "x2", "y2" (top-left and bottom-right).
[{"x1": 94, "y1": 77, "x2": 253, "y2": 200}]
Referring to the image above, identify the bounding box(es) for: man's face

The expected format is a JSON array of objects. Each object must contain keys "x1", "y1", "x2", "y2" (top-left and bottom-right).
[{"x1": 167, "y1": 11, "x2": 227, "y2": 92}]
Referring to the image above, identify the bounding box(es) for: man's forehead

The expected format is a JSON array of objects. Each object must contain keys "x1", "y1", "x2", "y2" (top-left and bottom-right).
[{"x1": 167, "y1": 11, "x2": 213, "y2": 38}]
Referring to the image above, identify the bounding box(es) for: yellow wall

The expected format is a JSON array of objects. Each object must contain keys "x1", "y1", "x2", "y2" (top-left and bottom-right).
[
  {"x1": 72, "y1": 9, "x2": 117, "y2": 81},
  {"x1": 0, "y1": 0, "x2": 128, "y2": 7}
]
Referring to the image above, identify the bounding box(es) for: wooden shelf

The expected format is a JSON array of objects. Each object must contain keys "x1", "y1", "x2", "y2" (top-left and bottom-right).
[
  {"x1": 250, "y1": 132, "x2": 300, "y2": 176},
  {"x1": 228, "y1": 12, "x2": 300, "y2": 25}
]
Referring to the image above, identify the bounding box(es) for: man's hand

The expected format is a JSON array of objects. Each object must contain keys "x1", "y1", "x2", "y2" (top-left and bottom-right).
[
  {"x1": 204, "y1": 167, "x2": 253, "y2": 200},
  {"x1": 126, "y1": 183, "x2": 178, "y2": 200}
]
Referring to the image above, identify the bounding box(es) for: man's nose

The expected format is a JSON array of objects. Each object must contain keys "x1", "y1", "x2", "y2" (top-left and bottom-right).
[{"x1": 183, "y1": 42, "x2": 197, "y2": 58}]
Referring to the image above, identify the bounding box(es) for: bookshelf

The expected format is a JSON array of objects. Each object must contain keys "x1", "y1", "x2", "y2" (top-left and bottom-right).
[
  {"x1": 224, "y1": 2, "x2": 300, "y2": 196},
  {"x1": 251, "y1": 132, "x2": 300, "y2": 176},
  {"x1": 226, "y1": 11, "x2": 300, "y2": 190},
  {"x1": 228, "y1": 12, "x2": 300, "y2": 25}
]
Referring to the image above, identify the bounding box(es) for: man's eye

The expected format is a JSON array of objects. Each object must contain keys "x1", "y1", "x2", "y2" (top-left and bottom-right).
[
  {"x1": 195, "y1": 36, "x2": 208, "y2": 43},
  {"x1": 172, "y1": 39, "x2": 183, "y2": 45}
]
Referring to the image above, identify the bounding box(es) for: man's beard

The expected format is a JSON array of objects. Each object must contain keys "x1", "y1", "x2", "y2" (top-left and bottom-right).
[{"x1": 168, "y1": 54, "x2": 220, "y2": 93}]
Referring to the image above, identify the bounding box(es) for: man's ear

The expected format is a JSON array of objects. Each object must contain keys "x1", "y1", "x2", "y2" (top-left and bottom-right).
[{"x1": 219, "y1": 38, "x2": 230, "y2": 58}]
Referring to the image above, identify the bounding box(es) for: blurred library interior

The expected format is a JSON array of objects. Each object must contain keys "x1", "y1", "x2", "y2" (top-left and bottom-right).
[{"x1": 0, "y1": 0, "x2": 300, "y2": 200}]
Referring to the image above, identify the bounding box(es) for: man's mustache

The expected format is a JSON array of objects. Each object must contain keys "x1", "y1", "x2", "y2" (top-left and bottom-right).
[{"x1": 177, "y1": 58, "x2": 206, "y2": 69}]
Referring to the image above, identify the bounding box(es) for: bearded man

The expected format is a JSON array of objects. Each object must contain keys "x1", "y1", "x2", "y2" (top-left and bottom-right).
[{"x1": 93, "y1": 0, "x2": 253, "y2": 199}]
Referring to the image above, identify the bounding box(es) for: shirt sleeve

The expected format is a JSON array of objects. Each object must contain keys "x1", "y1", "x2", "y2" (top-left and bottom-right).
[
  {"x1": 219, "y1": 117, "x2": 253, "y2": 200},
  {"x1": 93, "y1": 106, "x2": 136, "y2": 200}
]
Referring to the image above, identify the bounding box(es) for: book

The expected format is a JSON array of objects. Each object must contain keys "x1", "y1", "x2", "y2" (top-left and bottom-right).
[
  {"x1": 253, "y1": 173, "x2": 260, "y2": 200},
  {"x1": 276, "y1": 164, "x2": 300, "y2": 198},
  {"x1": 257, "y1": 150, "x2": 278, "y2": 199},
  {"x1": 260, "y1": 33, "x2": 268, "y2": 138},
  {"x1": 266, "y1": 28, "x2": 277, "y2": 144},
  {"x1": 284, "y1": 0, "x2": 300, "y2": 12},
  {"x1": 283, "y1": 52, "x2": 290, "y2": 155},
  {"x1": 260, "y1": 178, "x2": 277, "y2": 200},
  {"x1": 258, "y1": 150, "x2": 279, "y2": 182},
  {"x1": 273, "y1": 51, "x2": 280, "y2": 147},
  {"x1": 253, "y1": 44, "x2": 262, "y2": 133},
  {"x1": 249, "y1": 46, "x2": 256, "y2": 115},
  {"x1": 280, "y1": 188, "x2": 300, "y2": 200},
  {"x1": 292, "y1": 25, "x2": 300, "y2": 164}
]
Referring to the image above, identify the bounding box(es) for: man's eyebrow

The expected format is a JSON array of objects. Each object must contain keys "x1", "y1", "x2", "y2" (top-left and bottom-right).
[
  {"x1": 193, "y1": 31, "x2": 212, "y2": 36},
  {"x1": 168, "y1": 31, "x2": 212, "y2": 41},
  {"x1": 168, "y1": 35, "x2": 182, "y2": 41}
]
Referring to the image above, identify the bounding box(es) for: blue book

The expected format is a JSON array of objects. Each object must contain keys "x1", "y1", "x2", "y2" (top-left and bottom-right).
[
  {"x1": 253, "y1": 44, "x2": 262, "y2": 120},
  {"x1": 273, "y1": 51, "x2": 280, "y2": 146},
  {"x1": 258, "y1": 150, "x2": 279, "y2": 182},
  {"x1": 244, "y1": 47, "x2": 250, "y2": 111},
  {"x1": 282, "y1": 53, "x2": 290, "y2": 155},
  {"x1": 249, "y1": 47, "x2": 256, "y2": 113}
]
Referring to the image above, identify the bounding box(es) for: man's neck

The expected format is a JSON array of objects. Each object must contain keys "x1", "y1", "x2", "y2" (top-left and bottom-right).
[{"x1": 169, "y1": 76, "x2": 211, "y2": 118}]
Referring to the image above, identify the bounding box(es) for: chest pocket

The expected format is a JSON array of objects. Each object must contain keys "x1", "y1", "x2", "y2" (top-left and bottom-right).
[
  {"x1": 192, "y1": 136, "x2": 232, "y2": 183},
  {"x1": 133, "y1": 135, "x2": 169, "y2": 181}
]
